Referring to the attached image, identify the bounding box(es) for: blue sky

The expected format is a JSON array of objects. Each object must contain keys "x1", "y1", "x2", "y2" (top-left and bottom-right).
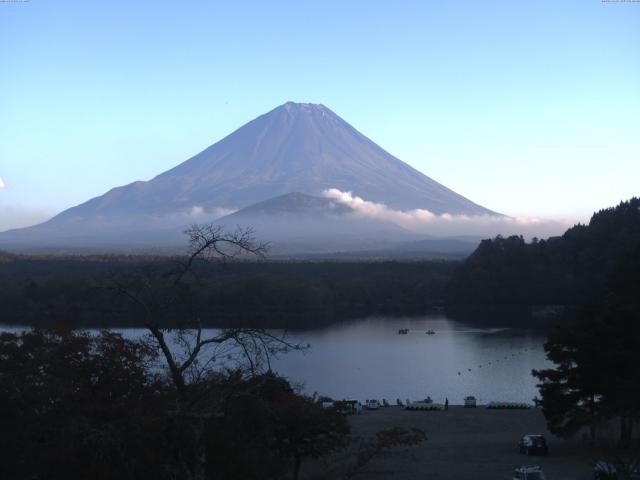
[{"x1": 1, "y1": 0, "x2": 639, "y2": 231}]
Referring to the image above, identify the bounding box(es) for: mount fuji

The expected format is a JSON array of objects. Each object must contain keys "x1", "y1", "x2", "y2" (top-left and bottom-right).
[{"x1": 0, "y1": 102, "x2": 499, "y2": 254}]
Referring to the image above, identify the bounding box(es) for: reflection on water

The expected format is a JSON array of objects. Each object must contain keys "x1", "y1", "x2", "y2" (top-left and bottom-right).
[
  {"x1": 270, "y1": 315, "x2": 549, "y2": 404},
  {"x1": 1, "y1": 314, "x2": 550, "y2": 404}
]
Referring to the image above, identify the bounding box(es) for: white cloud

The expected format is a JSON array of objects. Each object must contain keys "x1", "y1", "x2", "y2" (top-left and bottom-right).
[
  {"x1": 212, "y1": 207, "x2": 237, "y2": 218},
  {"x1": 324, "y1": 188, "x2": 436, "y2": 226},
  {"x1": 186, "y1": 205, "x2": 236, "y2": 218},
  {"x1": 323, "y1": 188, "x2": 571, "y2": 238},
  {"x1": 189, "y1": 205, "x2": 205, "y2": 216},
  {"x1": 0, "y1": 177, "x2": 5, "y2": 189}
]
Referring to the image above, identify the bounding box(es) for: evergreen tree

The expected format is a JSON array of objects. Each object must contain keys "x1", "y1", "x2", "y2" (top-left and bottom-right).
[{"x1": 533, "y1": 245, "x2": 640, "y2": 442}]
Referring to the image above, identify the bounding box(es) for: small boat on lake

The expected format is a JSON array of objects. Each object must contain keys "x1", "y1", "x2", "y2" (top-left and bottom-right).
[
  {"x1": 398, "y1": 328, "x2": 409, "y2": 334},
  {"x1": 426, "y1": 330, "x2": 435, "y2": 335}
]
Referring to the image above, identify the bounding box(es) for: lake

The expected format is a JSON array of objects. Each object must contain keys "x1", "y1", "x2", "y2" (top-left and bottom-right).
[
  {"x1": 1, "y1": 314, "x2": 550, "y2": 404},
  {"x1": 271, "y1": 315, "x2": 549, "y2": 404}
]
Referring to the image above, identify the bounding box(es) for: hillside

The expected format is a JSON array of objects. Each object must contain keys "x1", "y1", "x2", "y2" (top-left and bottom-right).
[{"x1": 447, "y1": 197, "x2": 640, "y2": 306}]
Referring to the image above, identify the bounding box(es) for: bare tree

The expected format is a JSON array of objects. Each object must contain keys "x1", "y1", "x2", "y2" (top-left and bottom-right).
[{"x1": 113, "y1": 224, "x2": 302, "y2": 480}]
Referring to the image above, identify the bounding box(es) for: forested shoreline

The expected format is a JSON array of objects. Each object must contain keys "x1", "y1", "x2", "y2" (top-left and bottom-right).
[
  {"x1": 1, "y1": 198, "x2": 638, "y2": 330},
  {"x1": 0, "y1": 256, "x2": 455, "y2": 328},
  {"x1": 447, "y1": 198, "x2": 640, "y2": 309}
]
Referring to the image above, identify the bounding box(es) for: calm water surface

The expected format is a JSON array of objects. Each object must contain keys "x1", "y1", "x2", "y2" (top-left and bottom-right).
[
  {"x1": 2, "y1": 314, "x2": 550, "y2": 404},
  {"x1": 271, "y1": 315, "x2": 549, "y2": 404}
]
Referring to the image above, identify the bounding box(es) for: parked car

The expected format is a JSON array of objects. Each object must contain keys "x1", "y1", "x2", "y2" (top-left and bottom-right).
[
  {"x1": 365, "y1": 399, "x2": 381, "y2": 410},
  {"x1": 513, "y1": 465, "x2": 546, "y2": 480},
  {"x1": 518, "y1": 435, "x2": 548, "y2": 456},
  {"x1": 594, "y1": 461, "x2": 640, "y2": 480},
  {"x1": 464, "y1": 396, "x2": 477, "y2": 408}
]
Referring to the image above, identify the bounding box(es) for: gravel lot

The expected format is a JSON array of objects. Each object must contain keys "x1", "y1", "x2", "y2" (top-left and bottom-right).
[{"x1": 333, "y1": 406, "x2": 593, "y2": 480}]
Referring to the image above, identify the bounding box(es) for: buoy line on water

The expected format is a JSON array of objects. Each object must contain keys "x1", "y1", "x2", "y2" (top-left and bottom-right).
[
  {"x1": 395, "y1": 331, "x2": 542, "y2": 382},
  {"x1": 454, "y1": 347, "x2": 541, "y2": 379}
]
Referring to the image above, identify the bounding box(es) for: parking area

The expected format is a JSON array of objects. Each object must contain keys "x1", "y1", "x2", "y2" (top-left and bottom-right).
[{"x1": 341, "y1": 406, "x2": 593, "y2": 480}]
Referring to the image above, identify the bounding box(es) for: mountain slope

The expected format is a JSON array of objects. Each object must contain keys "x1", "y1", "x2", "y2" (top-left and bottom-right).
[
  {"x1": 211, "y1": 192, "x2": 421, "y2": 255},
  {"x1": 1, "y1": 101, "x2": 500, "y2": 250},
  {"x1": 220, "y1": 192, "x2": 353, "y2": 218},
  {"x1": 51, "y1": 102, "x2": 496, "y2": 222}
]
